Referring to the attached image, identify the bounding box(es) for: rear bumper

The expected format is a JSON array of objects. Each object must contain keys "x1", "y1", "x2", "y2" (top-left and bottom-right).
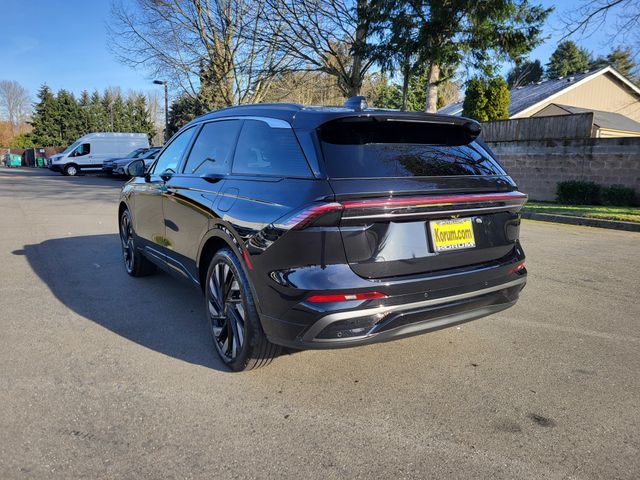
[{"x1": 263, "y1": 275, "x2": 525, "y2": 349}]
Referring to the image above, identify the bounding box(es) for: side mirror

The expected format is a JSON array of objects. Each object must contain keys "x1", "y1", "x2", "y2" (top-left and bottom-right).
[{"x1": 126, "y1": 159, "x2": 146, "y2": 177}]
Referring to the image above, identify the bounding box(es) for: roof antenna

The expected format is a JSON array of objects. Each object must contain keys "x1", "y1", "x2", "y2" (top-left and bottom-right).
[{"x1": 344, "y1": 96, "x2": 368, "y2": 111}]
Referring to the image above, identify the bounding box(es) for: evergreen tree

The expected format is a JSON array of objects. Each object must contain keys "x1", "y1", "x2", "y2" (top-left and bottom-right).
[
  {"x1": 371, "y1": 77, "x2": 402, "y2": 109},
  {"x1": 507, "y1": 60, "x2": 544, "y2": 88},
  {"x1": 547, "y1": 41, "x2": 591, "y2": 79},
  {"x1": 132, "y1": 94, "x2": 155, "y2": 137},
  {"x1": 30, "y1": 84, "x2": 156, "y2": 145},
  {"x1": 101, "y1": 90, "x2": 115, "y2": 131},
  {"x1": 78, "y1": 90, "x2": 91, "y2": 132},
  {"x1": 405, "y1": 70, "x2": 427, "y2": 112},
  {"x1": 462, "y1": 78, "x2": 488, "y2": 122},
  {"x1": 591, "y1": 47, "x2": 638, "y2": 80},
  {"x1": 373, "y1": 1, "x2": 550, "y2": 112},
  {"x1": 111, "y1": 94, "x2": 126, "y2": 132},
  {"x1": 124, "y1": 95, "x2": 136, "y2": 132},
  {"x1": 31, "y1": 85, "x2": 61, "y2": 146},
  {"x1": 198, "y1": 60, "x2": 229, "y2": 111},
  {"x1": 89, "y1": 90, "x2": 104, "y2": 131},
  {"x1": 56, "y1": 90, "x2": 82, "y2": 145},
  {"x1": 485, "y1": 77, "x2": 510, "y2": 120},
  {"x1": 167, "y1": 94, "x2": 204, "y2": 137},
  {"x1": 10, "y1": 133, "x2": 35, "y2": 149}
]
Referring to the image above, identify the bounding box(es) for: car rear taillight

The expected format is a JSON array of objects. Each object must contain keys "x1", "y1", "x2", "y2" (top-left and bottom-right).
[
  {"x1": 508, "y1": 260, "x2": 526, "y2": 274},
  {"x1": 306, "y1": 292, "x2": 387, "y2": 303},
  {"x1": 341, "y1": 191, "x2": 528, "y2": 209},
  {"x1": 278, "y1": 192, "x2": 527, "y2": 230},
  {"x1": 277, "y1": 202, "x2": 343, "y2": 229}
]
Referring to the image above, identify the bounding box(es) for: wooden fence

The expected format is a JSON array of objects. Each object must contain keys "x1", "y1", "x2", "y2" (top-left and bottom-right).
[{"x1": 481, "y1": 113, "x2": 595, "y2": 142}]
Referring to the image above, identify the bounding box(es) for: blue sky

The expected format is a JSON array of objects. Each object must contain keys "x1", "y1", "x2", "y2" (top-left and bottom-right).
[
  {"x1": 0, "y1": 0, "x2": 152, "y2": 98},
  {"x1": 0, "y1": 0, "x2": 618, "y2": 102}
]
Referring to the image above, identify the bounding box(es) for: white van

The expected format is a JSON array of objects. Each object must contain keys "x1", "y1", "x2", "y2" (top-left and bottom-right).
[{"x1": 48, "y1": 132, "x2": 149, "y2": 176}]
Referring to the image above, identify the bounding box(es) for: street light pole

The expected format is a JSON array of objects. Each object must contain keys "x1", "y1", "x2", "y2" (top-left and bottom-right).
[{"x1": 153, "y1": 80, "x2": 169, "y2": 142}]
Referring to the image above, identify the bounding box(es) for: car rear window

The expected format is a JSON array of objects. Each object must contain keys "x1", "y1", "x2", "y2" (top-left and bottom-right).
[{"x1": 318, "y1": 117, "x2": 506, "y2": 178}]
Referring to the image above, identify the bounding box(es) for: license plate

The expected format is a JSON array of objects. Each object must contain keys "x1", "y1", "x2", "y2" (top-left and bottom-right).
[{"x1": 429, "y1": 218, "x2": 476, "y2": 252}]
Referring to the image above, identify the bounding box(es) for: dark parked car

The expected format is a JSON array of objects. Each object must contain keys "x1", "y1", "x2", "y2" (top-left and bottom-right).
[
  {"x1": 113, "y1": 147, "x2": 162, "y2": 176},
  {"x1": 102, "y1": 147, "x2": 149, "y2": 175},
  {"x1": 119, "y1": 98, "x2": 527, "y2": 371}
]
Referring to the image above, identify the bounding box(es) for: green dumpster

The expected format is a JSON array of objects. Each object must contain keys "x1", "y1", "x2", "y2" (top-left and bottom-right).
[{"x1": 36, "y1": 157, "x2": 46, "y2": 167}]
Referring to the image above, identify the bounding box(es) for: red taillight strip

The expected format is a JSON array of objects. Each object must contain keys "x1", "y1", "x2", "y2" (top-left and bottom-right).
[
  {"x1": 341, "y1": 191, "x2": 527, "y2": 210},
  {"x1": 282, "y1": 202, "x2": 343, "y2": 229},
  {"x1": 279, "y1": 192, "x2": 527, "y2": 230},
  {"x1": 306, "y1": 292, "x2": 387, "y2": 303}
]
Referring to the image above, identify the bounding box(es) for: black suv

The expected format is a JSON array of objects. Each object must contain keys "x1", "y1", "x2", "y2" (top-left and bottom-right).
[{"x1": 119, "y1": 99, "x2": 527, "y2": 371}]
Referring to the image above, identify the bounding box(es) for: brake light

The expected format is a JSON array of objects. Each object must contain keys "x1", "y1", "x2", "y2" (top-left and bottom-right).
[
  {"x1": 508, "y1": 261, "x2": 526, "y2": 274},
  {"x1": 341, "y1": 191, "x2": 528, "y2": 210},
  {"x1": 280, "y1": 202, "x2": 343, "y2": 229},
  {"x1": 280, "y1": 192, "x2": 526, "y2": 230},
  {"x1": 306, "y1": 292, "x2": 387, "y2": 303}
]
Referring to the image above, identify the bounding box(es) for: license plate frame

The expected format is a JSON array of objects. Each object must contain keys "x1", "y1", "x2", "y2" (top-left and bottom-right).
[{"x1": 429, "y1": 217, "x2": 476, "y2": 253}]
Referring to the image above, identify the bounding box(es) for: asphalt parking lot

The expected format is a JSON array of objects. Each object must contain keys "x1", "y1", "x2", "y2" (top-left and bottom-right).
[{"x1": 1, "y1": 167, "x2": 639, "y2": 479}]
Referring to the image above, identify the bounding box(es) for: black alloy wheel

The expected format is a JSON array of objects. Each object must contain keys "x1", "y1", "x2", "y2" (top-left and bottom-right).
[
  {"x1": 205, "y1": 248, "x2": 280, "y2": 371},
  {"x1": 208, "y1": 260, "x2": 246, "y2": 361},
  {"x1": 119, "y1": 209, "x2": 155, "y2": 277}
]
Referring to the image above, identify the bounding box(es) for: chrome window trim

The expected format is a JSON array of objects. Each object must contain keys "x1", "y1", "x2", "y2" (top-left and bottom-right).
[{"x1": 195, "y1": 116, "x2": 292, "y2": 129}]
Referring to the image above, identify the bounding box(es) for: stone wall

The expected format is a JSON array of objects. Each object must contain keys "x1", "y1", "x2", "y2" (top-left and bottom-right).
[{"x1": 488, "y1": 137, "x2": 640, "y2": 201}]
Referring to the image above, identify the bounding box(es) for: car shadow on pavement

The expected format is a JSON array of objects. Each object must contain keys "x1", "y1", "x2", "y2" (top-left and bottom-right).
[{"x1": 17, "y1": 233, "x2": 230, "y2": 371}]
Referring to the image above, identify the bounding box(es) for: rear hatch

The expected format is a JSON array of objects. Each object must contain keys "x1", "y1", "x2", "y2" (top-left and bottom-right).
[{"x1": 317, "y1": 115, "x2": 526, "y2": 279}]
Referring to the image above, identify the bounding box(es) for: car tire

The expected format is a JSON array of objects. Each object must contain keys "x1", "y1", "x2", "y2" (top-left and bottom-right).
[
  {"x1": 119, "y1": 209, "x2": 156, "y2": 277},
  {"x1": 63, "y1": 164, "x2": 78, "y2": 176},
  {"x1": 205, "y1": 248, "x2": 280, "y2": 371}
]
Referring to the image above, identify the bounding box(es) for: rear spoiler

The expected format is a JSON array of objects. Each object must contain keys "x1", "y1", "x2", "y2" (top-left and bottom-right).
[{"x1": 318, "y1": 114, "x2": 482, "y2": 146}]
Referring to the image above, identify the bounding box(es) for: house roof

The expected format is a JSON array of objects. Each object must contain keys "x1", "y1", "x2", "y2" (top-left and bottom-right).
[
  {"x1": 551, "y1": 104, "x2": 640, "y2": 133},
  {"x1": 437, "y1": 66, "x2": 640, "y2": 118}
]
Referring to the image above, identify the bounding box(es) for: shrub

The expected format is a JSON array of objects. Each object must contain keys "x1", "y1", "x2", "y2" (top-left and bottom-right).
[
  {"x1": 485, "y1": 77, "x2": 510, "y2": 121},
  {"x1": 602, "y1": 185, "x2": 636, "y2": 206},
  {"x1": 462, "y1": 78, "x2": 488, "y2": 122},
  {"x1": 556, "y1": 180, "x2": 601, "y2": 205}
]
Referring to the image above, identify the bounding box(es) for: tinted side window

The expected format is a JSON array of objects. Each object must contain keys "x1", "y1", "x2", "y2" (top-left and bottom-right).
[
  {"x1": 232, "y1": 120, "x2": 311, "y2": 177},
  {"x1": 183, "y1": 120, "x2": 241, "y2": 175},
  {"x1": 153, "y1": 127, "x2": 196, "y2": 174}
]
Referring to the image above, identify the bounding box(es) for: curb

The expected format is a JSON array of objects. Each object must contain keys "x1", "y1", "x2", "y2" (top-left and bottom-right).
[{"x1": 522, "y1": 211, "x2": 640, "y2": 232}]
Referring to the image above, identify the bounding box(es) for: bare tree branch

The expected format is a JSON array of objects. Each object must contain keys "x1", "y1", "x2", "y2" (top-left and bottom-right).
[
  {"x1": 108, "y1": 0, "x2": 297, "y2": 107},
  {"x1": 560, "y1": 0, "x2": 640, "y2": 48},
  {"x1": 0, "y1": 80, "x2": 32, "y2": 135},
  {"x1": 262, "y1": 0, "x2": 374, "y2": 97}
]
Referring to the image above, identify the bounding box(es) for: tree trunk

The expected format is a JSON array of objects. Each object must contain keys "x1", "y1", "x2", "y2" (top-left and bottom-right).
[
  {"x1": 348, "y1": 0, "x2": 368, "y2": 97},
  {"x1": 401, "y1": 63, "x2": 410, "y2": 111},
  {"x1": 425, "y1": 63, "x2": 440, "y2": 113}
]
